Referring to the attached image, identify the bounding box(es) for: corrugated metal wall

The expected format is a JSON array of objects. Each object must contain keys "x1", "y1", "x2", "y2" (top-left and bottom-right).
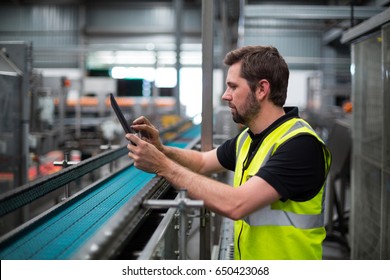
[
  {"x1": 0, "y1": 3, "x2": 202, "y2": 68},
  {"x1": 0, "y1": 5, "x2": 80, "y2": 68},
  {"x1": 87, "y1": 5, "x2": 173, "y2": 30},
  {"x1": 244, "y1": 18, "x2": 323, "y2": 61}
]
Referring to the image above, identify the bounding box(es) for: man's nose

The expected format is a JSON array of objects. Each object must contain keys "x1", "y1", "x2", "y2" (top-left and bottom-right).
[{"x1": 221, "y1": 89, "x2": 230, "y2": 100}]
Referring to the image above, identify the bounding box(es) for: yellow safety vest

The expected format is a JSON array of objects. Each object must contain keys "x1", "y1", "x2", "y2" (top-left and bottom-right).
[{"x1": 233, "y1": 118, "x2": 331, "y2": 260}]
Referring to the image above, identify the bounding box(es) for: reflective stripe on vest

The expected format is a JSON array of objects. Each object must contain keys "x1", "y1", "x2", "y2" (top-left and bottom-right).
[{"x1": 244, "y1": 205, "x2": 325, "y2": 228}]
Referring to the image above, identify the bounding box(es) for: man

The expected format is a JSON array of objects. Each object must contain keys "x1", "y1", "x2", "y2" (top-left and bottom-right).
[{"x1": 126, "y1": 45, "x2": 331, "y2": 260}]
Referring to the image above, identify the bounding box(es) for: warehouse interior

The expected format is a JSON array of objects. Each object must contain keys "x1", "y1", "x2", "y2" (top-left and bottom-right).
[{"x1": 0, "y1": 0, "x2": 389, "y2": 260}]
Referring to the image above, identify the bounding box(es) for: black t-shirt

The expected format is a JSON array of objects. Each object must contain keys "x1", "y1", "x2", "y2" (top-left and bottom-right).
[{"x1": 216, "y1": 107, "x2": 327, "y2": 202}]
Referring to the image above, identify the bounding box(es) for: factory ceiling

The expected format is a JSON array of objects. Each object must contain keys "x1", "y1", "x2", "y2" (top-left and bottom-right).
[
  {"x1": 0, "y1": 0, "x2": 387, "y2": 68},
  {"x1": 1, "y1": 0, "x2": 383, "y2": 5}
]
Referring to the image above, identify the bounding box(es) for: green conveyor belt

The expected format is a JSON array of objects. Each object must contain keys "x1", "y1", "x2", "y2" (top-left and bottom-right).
[{"x1": 0, "y1": 124, "x2": 200, "y2": 260}]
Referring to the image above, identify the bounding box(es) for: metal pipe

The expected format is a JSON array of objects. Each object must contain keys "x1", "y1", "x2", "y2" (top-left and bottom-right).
[
  {"x1": 178, "y1": 190, "x2": 187, "y2": 260},
  {"x1": 200, "y1": 0, "x2": 214, "y2": 260},
  {"x1": 174, "y1": 0, "x2": 183, "y2": 116}
]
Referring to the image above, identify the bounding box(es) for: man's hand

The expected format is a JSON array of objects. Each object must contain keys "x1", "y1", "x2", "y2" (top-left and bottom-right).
[
  {"x1": 126, "y1": 133, "x2": 167, "y2": 175},
  {"x1": 131, "y1": 116, "x2": 164, "y2": 152}
]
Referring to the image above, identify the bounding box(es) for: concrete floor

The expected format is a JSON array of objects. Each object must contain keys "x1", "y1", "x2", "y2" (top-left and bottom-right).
[{"x1": 323, "y1": 238, "x2": 350, "y2": 260}]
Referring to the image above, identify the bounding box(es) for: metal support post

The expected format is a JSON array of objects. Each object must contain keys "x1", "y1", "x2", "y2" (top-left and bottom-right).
[
  {"x1": 200, "y1": 0, "x2": 214, "y2": 260},
  {"x1": 53, "y1": 152, "x2": 80, "y2": 199},
  {"x1": 143, "y1": 189, "x2": 203, "y2": 260},
  {"x1": 100, "y1": 142, "x2": 120, "y2": 172},
  {"x1": 174, "y1": 0, "x2": 183, "y2": 116}
]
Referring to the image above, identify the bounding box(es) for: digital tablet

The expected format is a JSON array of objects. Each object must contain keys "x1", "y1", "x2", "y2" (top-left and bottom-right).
[{"x1": 109, "y1": 93, "x2": 135, "y2": 134}]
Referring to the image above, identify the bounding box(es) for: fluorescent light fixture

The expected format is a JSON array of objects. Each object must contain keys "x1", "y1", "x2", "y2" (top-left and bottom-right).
[
  {"x1": 111, "y1": 67, "x2": 155, "y2": 80},
  {"x1": 155, "y1": 67, "x2": 177, "y2": 88}
]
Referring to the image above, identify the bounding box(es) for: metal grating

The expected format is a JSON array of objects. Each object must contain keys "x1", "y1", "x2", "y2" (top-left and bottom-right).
[
  {"x1": 353, "y1": 161, "x2": 382, "y2": 258},
  {"x1": 383, "y1": 23, "x2": 390, "y2": 259},
  {"x1": 351, "y1": 33, "x2": 382, "y2": 259},
  {"x1": 350, "y1": 22, "x2": 390, "y2": 259}
]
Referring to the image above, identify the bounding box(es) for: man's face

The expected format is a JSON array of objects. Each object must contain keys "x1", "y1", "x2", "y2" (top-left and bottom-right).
[{"x1": 222, "y1": 62, "x2": 260, "y2": 125}]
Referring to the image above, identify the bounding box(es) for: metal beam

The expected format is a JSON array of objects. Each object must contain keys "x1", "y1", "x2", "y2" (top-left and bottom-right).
[
  {"x1": 341, "y1": 7, "x2": 390, "y2": 43},
  {"x1": 245, "y1": 5, "x2": 384, "y2": 20}
]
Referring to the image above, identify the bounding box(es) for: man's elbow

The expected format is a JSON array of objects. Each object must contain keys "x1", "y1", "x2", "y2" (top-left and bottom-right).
[{"x1": 223, "y1": 204, "x2": 247, "y2": 221}]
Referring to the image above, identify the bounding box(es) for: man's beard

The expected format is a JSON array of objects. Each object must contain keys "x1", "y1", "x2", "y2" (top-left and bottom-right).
[{"x1": 232, "y1": 91, "x2": 260, "y2": 126}]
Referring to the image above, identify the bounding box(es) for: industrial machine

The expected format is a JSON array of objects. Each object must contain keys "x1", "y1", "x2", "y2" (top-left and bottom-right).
[
  {"x1": 0, "y1": 34, "x2": 237, "y2": 260},
  {"x1": 0, "y1": 42, "x2": 32, "y2": 191},
  {"x1": 0, "y1": 120, "x2": 219, "y2": 260}
]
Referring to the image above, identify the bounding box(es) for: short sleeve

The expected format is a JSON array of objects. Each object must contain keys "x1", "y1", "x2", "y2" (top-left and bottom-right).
[
  {"x1": 256, "y1": 135, "x2": 326, "y2": 202},
  {"x1": 216, "y1": 136, "x2": 238, "y2": 171}
]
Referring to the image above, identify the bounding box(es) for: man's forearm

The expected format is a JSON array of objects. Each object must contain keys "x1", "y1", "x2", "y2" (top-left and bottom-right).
[
  {"x1": 161, "y1": 145, "x2": 204, "y2": 173},
  {"x1": 157, "y1": 157, "x2": 237, "y2": 218}
]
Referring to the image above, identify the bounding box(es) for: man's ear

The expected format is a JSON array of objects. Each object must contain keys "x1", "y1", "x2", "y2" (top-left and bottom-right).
[{"x1": 257, "y1": 79, "x2": 270, "y2": 101}]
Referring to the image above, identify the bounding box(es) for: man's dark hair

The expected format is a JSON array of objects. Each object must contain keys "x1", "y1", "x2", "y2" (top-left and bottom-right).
[{"x1": 224, "y1": 45, "x2": 289, "y2": 106}]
